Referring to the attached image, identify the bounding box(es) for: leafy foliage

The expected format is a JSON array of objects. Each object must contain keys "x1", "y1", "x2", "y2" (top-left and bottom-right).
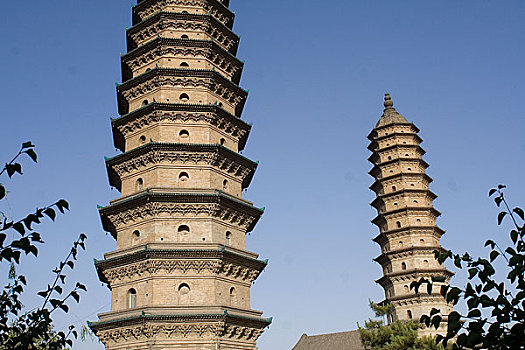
[
  {"x1": 0, "y1": 143, "x2": 87, "y2": 349},
  {"x1": 359, "y1": 301, "x2": 448, "y2": 350},
  {"x1": 412, "y1": 185, "x2": 525, "y2": 349}
]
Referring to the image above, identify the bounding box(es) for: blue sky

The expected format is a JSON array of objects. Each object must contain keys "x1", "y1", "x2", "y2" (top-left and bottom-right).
[{"x1": 0, "y1": 1, "x2": 524, "y2": 349}]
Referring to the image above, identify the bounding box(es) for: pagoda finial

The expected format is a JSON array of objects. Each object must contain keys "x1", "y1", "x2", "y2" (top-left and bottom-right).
[{"x1": 384, "y1": 93, "x2": 394, "y2": 109}]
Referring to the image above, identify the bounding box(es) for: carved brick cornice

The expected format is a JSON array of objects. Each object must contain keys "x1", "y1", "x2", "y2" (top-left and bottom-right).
[
  {"x1": 374, "y1": 245, "x2": 447, "y2": 265},
  {"x1": 111, "y1": 103, "x2": 251, "y2": 152},
  {"x1": 367, "y1": 133, "x2": 423, "y2": 152},
  {"x1": 106, "y1": 143, "x2": 256, "y2": 191},
  {"x1": 376, "y1": 268, "x2": 454, "y2": 288},
  {"x1": 95, "y1": 247, "x2": 267, "y2": 285},
  {"x1": 133, "y1": 0, "x2": 234, "y2": 29},
  {"x1": 127, "y1": 12, "x2": 238, "y2": 54},
  {"x1": 373, "y1": 226, "x2": 446, "y2": 244},
  {"x1": 122, "y1": 38, "x2": 243, "y2": 83},
  {"x1": 90, "y1": 313, "x2": 270, "y2": 346},
  {"x1": 368, "y1": 157, "x2": 430, "y2": 179},
  {"x1": 99, "y1": 191, "x2": 263, "y2": 236},
  {"x1": 370, "y1": 188, "x2": 437, "y2": 210},
  {"x1": 371, "y1": 206, "x2": 442, "y2": 227},
  {"x1": 367, "y1": 123, "x2": 420, "y2": 141},
  {"x1": 369, "y1": 173, "x2": 433, "y2": 194},
  {"x1": 117, "y1": 68, "x2": 247, "y2": 116},
  {"x1": 368, "y1": 145, "x2": 426, "y2": 166}
]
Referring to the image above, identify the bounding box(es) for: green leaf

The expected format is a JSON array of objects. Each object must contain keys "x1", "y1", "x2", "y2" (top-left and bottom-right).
[
  {"x1": 468, "y1": 268, "x2": 478, "y2": 279},
  {"x1": 71, "y1": 291, "x2": 80, "y2": 303},
  {"x1": 13, "y1": 222, "x2": 25, "y2": 235},
  {"x1": 485, "y1": 240, "x2": 496, "y2": 249},
  {"x1": 431, "y1": 315, "x2": 442, "y2": 329},
  {"x1": 0, "y1": 184, "x2": 5, "y2": 200},
  {"x1": 513, "y1": 207, "x2": 524, "y2": 220},
  {"x1": 497, "y1": 184, "x2": 506, "y2": 190},
  {"x1": 498, "y1": 211, "x2": 507, "y2": 225},
  {"x1": 21, "y1": 141, "x2": 34, "y2": 149},
  {"x1": 511, "y1": 230, "x2": 518, "y2": 243},
  {"x1": 76, "y1": 282, "x2": 87, "y2": 291},
  {"x1": 490, "y1": 250, "x2": 499, "y2": 262},
  {"x1": 55, "y1": 199, "x2": 70, "y2": 213},
  {"x1": 44, "y1": 208, "x2": 56, "y2": 221},
  {"x1": 5, "y1": 163, "x2": 22, "y2": 178},
  {"x1": 24, "y1": 149, "x2": 37, "y2": 163},
  {"x1": 488, "y1": 188, "x2": 497, "y2": 196}
]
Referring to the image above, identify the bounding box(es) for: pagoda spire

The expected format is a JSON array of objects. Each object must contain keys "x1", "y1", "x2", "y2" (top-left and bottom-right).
[
  {"x1": 376, "y1": 93, "x2": 408, "y2": 127},
  {"x1": 89, "y1": 1, "x2": 270, "y2": 349},
  {"x1": 368, "y1": 94, "x2": 452, "y2": 337}
]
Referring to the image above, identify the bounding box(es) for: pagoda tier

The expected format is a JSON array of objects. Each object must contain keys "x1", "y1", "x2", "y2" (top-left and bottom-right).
[
  {"x1": 110, "y1": 103, "x2": 252, "y2": 153},
  {"x1": 121, "y1": 37, "x2": 244, "y2": 83},
  {"x1": 367, "y1": 94, "x2": 452, "y2": 337},
  {"x1": 90, "y1": 0, "x2": 270, "y2": 348}
]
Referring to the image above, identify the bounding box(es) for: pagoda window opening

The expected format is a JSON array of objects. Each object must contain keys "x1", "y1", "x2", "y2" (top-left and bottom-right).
[
  {"x1": 424, "y1": 259, "x2": 429, "y2": 266},
  {"x1": 388, "y1": 156, "x2": 392, "y2": 161},
  {"x1": 220, "y1": 138, "x2": 226, "y2": 146},
  {"x1": 218, "y1": 102, "x2": 224, "y2": 107},
  {"x1": 136, "y1": 178, "x2": 144, "y2": 191},
  {"x1": 180, "y1": 62, "x2": 189, "y2": 67},
  {"x1": 181, "y1": 10, "x2": 189, "y2": 14},
  {"x1": 132, "y1": 230, "x2": 140, "y2": 244},
  {"x1": 178, "y1": 225, "x2": 190, "y2": 242},
  {"x1": 179, "y1": 93, "x2": 190, "y2": 101},
  {"x1": 229, "y1": 287, "x2": 237, "y2": 306},
  {"x1": 392, "y1": 185, "x2": 397, "y2": 191},
  {"x1": 420, "y1": 238, "x2": 425, "y2": 244},
  {"x1": 396, "y1": 221, "x2": 401, "y2": 228},
  {"x1": 407, "y1": 167, "x2": 412, "y2": 171},
  {"x1": 407, "y1": 310, "x2": 413, "y2": 319},
  {"x1": 179, "y1": 172, "x2": 189, "y2": 182},
  {"x1": 181, "y1": 34, "x2": 189, "y2": 39},
  {"x1": 178, "y1": 283, "x2": 190, "y2": 304},
  {"x1": 401, "y1": 262, "x2": 407, "y2": 270},
  {"x1": 179, "y1": 129, "x2": 190, "y2": 141},
  {"x1": 142, "y1": 99, "x2": 149, "y2": 106},
  {"x1": 399, "y1": 241, "x2": 403, "y2": 247},
  {"x1": 404, "y1": 285, "x2": 409, "y2": 293},
  {"x1": 222, "y1": 179, "x2": 228, "y2": 191},
  {"x1": 414, "y1": 200, "x2": 418, "y2": 203},
  {"x1": 139, "y1": 135, "x2": 146, "y2": 144},
  {"x1": 226, "y1": 231, "x2": 232, "y2": 245},
  {"x1": 128, "y1": 289, "x2": 137, "y2": 308},
  {"x1": 394, "y1": 202, "x2": 398, "y2": 206}
]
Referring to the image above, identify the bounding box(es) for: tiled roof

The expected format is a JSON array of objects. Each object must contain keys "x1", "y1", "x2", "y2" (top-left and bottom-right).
[{"x1": 292, "y1": 330, "x2": 365, "y2": 350}]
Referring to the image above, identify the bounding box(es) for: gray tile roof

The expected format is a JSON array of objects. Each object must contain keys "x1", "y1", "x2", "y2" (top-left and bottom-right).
[{"x1": 291, "y1": 330, "x2": 365, "y2": 350}]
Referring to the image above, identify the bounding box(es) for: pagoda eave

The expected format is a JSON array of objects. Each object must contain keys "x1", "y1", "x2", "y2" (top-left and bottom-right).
[
  {"x1": 369, "y1": 173, "x2": 434, "y2": 193},
  {"x1": 106, "y1": 142, "x2": 257, "y2": 191},
  {"x1": 89, "y1": 312, "x2": 271, "y2": 334},
  {"x1": 372, "y1": 226, "x2": 446, "y2": 244},
  {"x1": 116, "y1": 68, "x2": 248, "y2": 116},
  {"x1": 126, "y1": 12, "x2": 239, "y2": 54},
  {"x1": 374, "y1": 246, "x2": 448, "y2": 265},
  {"x1": 133, "y1": 0, "x2": 235, "y2": 28},
  {"x1": 121, "y1": 37, "x2": 244, "y2": 84},
  {"x1": 99, "y1": 191, "x2": 263, "y2": 238},
  {"x1": 367, "y1": 123, "x2": 420, "y2": 141},
  {"x1": 111, "y1": 103, "x2": 252, "y2": 152},
  {"x1": 95, "y1": 245, "x2": 267, "y2": 285}
]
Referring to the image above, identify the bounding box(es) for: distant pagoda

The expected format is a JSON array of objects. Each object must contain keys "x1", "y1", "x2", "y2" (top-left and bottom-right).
[
  {"x1": 367, "y1": 94, "x2": 452, "y2": 336},
  {"x1": 89, "y1": 0, "x2": 271, "y2": 348}
]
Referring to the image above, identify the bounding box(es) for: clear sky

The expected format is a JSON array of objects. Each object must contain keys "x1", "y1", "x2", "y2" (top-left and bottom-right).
[{"x1": 0, "y1": 1, "x2": 524, "y2": 349}]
